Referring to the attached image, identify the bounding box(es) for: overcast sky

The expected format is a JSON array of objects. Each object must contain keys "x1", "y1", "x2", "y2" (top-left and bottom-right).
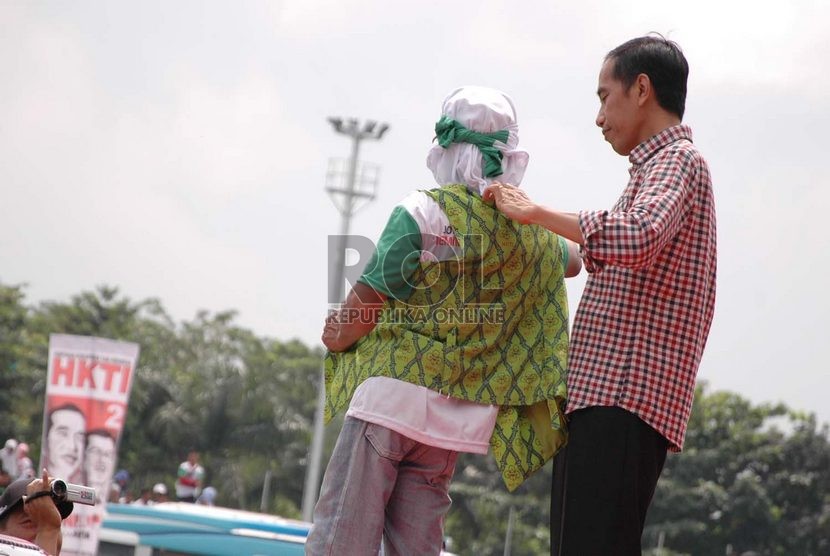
[{"x1": 2, "y1": 1, "x2": 828, "y2": 427}]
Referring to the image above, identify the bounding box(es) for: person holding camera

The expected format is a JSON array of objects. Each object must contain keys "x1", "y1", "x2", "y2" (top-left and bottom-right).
[{"x1": 0, "y1": 469, "x2": 74, "y2": 555}]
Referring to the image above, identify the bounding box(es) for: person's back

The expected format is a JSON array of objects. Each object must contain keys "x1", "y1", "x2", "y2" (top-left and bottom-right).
[{"x1": 307, "y1": 86, "x2": 579, "y2": 556}]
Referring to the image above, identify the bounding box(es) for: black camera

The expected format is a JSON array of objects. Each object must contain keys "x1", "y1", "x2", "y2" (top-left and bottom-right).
[{"x1": 50, "y1": 479, "x2": 96, "y2": 506}]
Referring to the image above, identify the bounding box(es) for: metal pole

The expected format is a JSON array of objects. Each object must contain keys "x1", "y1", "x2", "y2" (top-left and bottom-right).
[
  {"x1": 301, "y1": 129, "x2": 364, "y2": 523},
  {"x1": 503, "y1": 506, "x2": 516, "y2": 556},
  {"x1": 656, "y1": 530, "x2": 665, "y2": 556},
  {"x1": 260, "y1": 469, "x2": 272, "y2": 513},
  {"x1": 301, "y1": 371, "x2": 328, "y2": 522}
]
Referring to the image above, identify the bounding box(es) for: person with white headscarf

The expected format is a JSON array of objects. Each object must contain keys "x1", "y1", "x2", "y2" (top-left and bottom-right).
[
  {"x1": 307, "y1": 86, "x2": 580, "y2": 556},
  {"x1": 426, "y1": 86, "x2": 529, "y2": 195},
  {"x1": 1, "y1": 439, "x2": 18, "y2": 485}
]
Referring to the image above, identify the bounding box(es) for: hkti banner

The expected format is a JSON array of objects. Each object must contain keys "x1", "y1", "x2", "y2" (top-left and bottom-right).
[{"x1": 38, "y1": 334, "x2": 140, "y2": 556}]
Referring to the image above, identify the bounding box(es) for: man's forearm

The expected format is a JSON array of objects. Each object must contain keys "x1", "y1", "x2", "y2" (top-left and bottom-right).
[
  {"x1": 529, "y1": 206, "x2": 585, "y2": 245},
  {"x1": 323, "y1": 282, "x2": 388, "y2": 352},
  {"x1": 35, "y1": 528, "x2": 61, "y2": 555},
  {"x1": 334, "y1": 283, "x2": 386, "y2": 345},
  {"x1": 330, "y1": 309, "x2": 379, "y2": 348}
]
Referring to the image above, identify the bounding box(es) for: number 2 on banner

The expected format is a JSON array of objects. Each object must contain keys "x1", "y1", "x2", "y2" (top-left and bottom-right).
[{"x1": 105, "y1": 404, "x2": 125, "y2": 429}]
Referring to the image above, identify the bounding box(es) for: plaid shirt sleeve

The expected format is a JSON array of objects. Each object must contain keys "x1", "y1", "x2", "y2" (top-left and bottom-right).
[
  {"x1": 579, "y1": 146, "x2": 698, "y2": 273},
  {"x1": 566, "y1": 126, "x2": 717, "y2": 452}
]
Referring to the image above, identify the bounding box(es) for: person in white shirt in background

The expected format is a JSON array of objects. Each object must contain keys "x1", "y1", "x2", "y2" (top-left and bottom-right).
[
  {"x1": 15, "y1": 444, "x2": 34, "y2": 481},
  {"x1": 151, "y1": 483, "x2": 168, "y2": 504},
  {"x1": 0, "y1": 439, "x2": 18, "y2": 488},
  {"x1": 175, "y1": 451, "x2": 204, "y2": 503}
]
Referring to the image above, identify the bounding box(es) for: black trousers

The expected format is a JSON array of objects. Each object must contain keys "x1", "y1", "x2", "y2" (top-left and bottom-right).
[{"x1": 550, "y1": 406, "x2": 668, "y2": 556}]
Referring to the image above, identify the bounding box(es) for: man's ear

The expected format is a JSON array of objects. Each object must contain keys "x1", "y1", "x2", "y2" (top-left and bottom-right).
[{"x1": 635, "y1": 73, "x2": 651, "y2": 107}]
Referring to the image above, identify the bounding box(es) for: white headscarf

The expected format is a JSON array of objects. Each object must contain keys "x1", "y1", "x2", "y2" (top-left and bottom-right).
[{"x1": 426, "y1": 86, "x2": 529, "y2": 195}]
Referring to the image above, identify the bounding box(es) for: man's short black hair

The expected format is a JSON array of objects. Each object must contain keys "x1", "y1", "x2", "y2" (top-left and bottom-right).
[
  {"x1": 606, "y1": 34, "x2": 689, "y2": 119},
  {"x1": 86, "y1": 428, "x2": 116, "y2": 443},
  {"x1": 46, "y1": 403, "x2": 85, "y2": 431}
]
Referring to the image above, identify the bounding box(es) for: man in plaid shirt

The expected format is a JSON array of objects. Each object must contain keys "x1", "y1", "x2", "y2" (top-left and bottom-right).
[{"x1": 485, "y1": 35, "x2": 716, "y2": 555}]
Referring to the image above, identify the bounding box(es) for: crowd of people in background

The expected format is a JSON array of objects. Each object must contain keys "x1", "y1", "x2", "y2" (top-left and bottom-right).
[
  {"x1": 1, "y1": 439, "x2": 216, "y2": 508},
  {"x1": 0, "y1": 438, "x2": 35, "y2": 488},
  {"x1": 112, "y1": 450, "x2": 213, "y2": 506},
  {"x1": 103, "y1": 451, "x2": 214, "y2": 507}
]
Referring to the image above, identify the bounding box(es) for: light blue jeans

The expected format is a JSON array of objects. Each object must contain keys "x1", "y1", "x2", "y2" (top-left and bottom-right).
[{"x1": 305, "y1": 416, "x2": 459, "y2": 556}]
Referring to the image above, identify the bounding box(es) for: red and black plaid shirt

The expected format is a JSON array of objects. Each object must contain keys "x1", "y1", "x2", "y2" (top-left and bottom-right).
[{"x1": 568, "y1": 124, "x2": 716, "y2": 451}]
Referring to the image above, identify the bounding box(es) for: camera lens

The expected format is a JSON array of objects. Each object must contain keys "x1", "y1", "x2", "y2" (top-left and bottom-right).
[{"x1": 51, "y1": 479, "x2": 68, "y2": 499}]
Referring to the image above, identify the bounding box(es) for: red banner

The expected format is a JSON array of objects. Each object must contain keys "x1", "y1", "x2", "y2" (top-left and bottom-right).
[{"x1": 38, "y1": 334, "x2": 139, "y2": 556}]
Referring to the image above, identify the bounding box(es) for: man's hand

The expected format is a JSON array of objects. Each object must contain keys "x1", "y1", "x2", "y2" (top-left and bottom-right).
[
  {"x1": 321, "y1": 311, "x2": 352, "y2": 352},
  {"x1": 24, "y1": 470, "x2": 61, "y2": 530},
  {"x1": 24, "y1": 469, "x2": 62, "y2": 555},
  {"x1": 484, "y1": 182, "x2": 586, "y2": 245},
  {"x1": 482, "y1": 182, "x2": 539, "y2": 224}
]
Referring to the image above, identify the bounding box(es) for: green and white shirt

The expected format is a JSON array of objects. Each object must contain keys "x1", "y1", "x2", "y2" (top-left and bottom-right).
[{"x1": 346, "y1": 189, "x2": 568, "y2": 454}]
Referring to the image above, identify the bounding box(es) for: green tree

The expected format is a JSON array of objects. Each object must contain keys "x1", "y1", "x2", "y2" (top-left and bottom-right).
[
  {"x1": 444, "y1": 445, "x2": 553, "y2": 555},
  {"x1": 645, "y1": 384, "x2": 830, "y2": 556},
  {"x1": 5, "y1": 282, "x2": 829, "y2": 555},
  {"x1": 0, "y1": 282, "x2": 33, "y2": 440}
]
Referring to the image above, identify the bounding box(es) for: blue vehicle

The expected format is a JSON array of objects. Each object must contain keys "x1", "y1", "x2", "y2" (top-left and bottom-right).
[{"x1": 98, "y1": 502, "x2": 310, "y2": 555}]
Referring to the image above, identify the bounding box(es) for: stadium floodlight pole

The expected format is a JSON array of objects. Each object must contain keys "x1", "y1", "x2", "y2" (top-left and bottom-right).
[{"x1": 301, "y1": 117, "x2": 389, "y2": 522}]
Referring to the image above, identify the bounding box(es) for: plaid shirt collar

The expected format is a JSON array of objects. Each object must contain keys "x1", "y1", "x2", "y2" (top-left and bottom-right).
[{"x1": 629, "y1": 124, "x2": 693, "y2": 167}]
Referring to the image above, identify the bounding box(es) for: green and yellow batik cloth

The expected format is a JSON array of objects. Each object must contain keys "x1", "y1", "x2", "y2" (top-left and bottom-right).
[{"x1": 324, "y1": 184, "x2": 569, "y2": 491}]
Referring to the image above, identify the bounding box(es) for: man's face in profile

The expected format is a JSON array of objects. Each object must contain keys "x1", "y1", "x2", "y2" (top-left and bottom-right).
[{"x1": 45, "y1": 408, "x2": 86, "y2": 479}]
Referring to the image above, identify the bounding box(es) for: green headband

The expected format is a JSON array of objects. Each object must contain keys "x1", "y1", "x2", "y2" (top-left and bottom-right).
[{"x1": 434, "y1": 115, "x2": 510, "y2": 178}]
